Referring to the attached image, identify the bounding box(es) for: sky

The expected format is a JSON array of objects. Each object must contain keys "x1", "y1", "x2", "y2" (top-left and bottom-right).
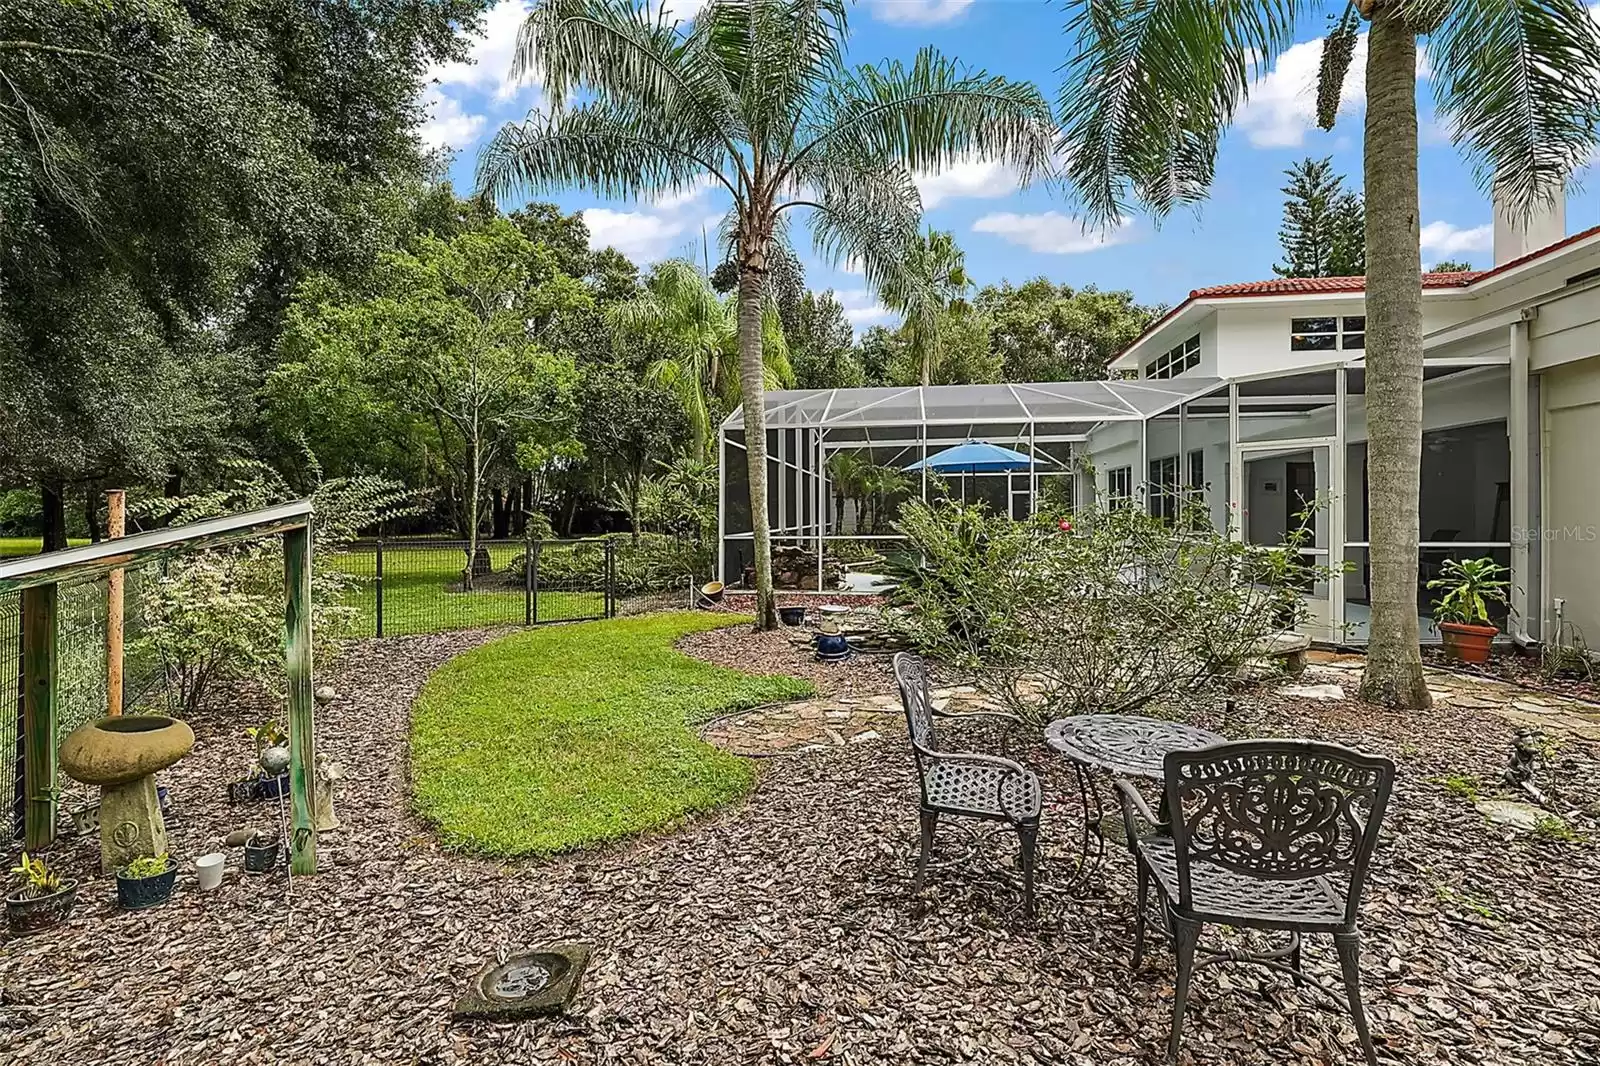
[{"x1": 420, "y1": 0, "x2": 1600, "y2": 331}]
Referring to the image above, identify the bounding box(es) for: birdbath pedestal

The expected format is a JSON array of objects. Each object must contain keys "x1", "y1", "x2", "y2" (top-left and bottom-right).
[{"x1": 59, "y1": 715, "x2": 195, "y2": 873}]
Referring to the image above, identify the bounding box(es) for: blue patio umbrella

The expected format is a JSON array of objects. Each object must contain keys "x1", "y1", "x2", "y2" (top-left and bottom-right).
[{"x1": 904, "y1": 439, "x2": 1041, "y2": 474}]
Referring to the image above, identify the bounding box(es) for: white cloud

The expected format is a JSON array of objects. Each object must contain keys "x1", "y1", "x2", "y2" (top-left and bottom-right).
[
  {"x1": 870, "y1": 0, "x2": 974, "y2": 25},
  {"x1": 428, "y1": 0, "x2": 540, "y2": 103},
  {"x1": 1420, "y1": 220, "x2": 1493, "y2": 258},
  {"x1": 836, "y1": 288, "x2": 895, "y2": 330},
  {"x1": 971, "y1": 212, "x2": 1136, "y2": 255},
  {"x1": 1235, "y1": 35, "x2": 1367, "y2": 148},
  {"x1": 418, "y1": 86, "x2": 486, "y2": 151},
  {"x1": 650, "y1": 174, "x2": 719, "y2": 211},
  {"x1": 582, "y1": 207, "x2": 723, "y2": 264},
  {"x1": 915, "y1": 158, "x2": 1020, "y2": 209}
]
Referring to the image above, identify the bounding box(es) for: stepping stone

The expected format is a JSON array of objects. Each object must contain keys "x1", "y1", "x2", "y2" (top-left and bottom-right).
[
  {"x1": 825, "y1": 710, "x2": 853, "y2": 721},
  {"x1": 1281, "y1": 683, "x2": 1345, "y2": 701},
  {"x1": 1512, "y1": 700, "x2": 1557, "y2": 715},
  {"x1": 1474, "y1": 798, "x2": 1545, "y2": 831},
  {"x1": 848, "y1": 730, "x2": 880, "y2": 744}
]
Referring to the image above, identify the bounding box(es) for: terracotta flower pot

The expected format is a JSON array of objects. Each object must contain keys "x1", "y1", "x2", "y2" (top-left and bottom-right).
[{"x1": 1439, "y1": 620, "x2": 1497, "y2": 664}]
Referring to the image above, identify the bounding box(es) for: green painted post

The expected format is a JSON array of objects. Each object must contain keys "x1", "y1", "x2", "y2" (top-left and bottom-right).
[
  {"x1": 283, "y1": 523, "x2": 317, "y2": 875},
  {"x1": 21, "y1": 583, "x2": 58, "y2": 851}
]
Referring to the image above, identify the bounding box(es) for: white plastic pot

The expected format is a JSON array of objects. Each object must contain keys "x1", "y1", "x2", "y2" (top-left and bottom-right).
[{"x1": 195, "y1": 852, "x2": 226, "y2": 892}]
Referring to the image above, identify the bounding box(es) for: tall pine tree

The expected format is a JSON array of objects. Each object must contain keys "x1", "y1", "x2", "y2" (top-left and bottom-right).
[{"x1": 1273, "y1": 157, "x2": 1366, "y2": 278}]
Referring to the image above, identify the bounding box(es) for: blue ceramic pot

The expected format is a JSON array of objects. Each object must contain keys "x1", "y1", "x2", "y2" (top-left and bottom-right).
[{"x1": 814, "y1": 632, "x2": 852, "y2": 662}]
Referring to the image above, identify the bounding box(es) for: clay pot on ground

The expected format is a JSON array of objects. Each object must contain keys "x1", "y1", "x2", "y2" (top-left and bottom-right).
[
  {"x1": 243, "y1": 835, "x2": 280, "y2": 874},
  {"x1": 1439, "y1": 621, "x2": 1498, "y2": 664},
  {"x1": 6, "y1": 880, "x2": 78, "y2": 935},
  {"x1": 58, "y1": 715, "x2": 195, "y2": 874},
  {"x1": 116, "y1": 856, "x2": 178, "y2": 911}
]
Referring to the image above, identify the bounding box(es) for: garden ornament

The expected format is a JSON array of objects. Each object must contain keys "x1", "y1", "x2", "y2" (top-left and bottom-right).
[{"x1": 59, "y1": 715, "x2": 195, "y2": 873}]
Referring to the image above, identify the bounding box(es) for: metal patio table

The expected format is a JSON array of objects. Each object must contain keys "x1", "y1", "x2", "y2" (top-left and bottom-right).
[{"x1": 1043, "y1": 714, "x2": 1226, "y2": 893}]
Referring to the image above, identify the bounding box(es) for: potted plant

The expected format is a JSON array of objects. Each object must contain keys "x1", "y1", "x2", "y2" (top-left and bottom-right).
[
  {"x1": 243, "y1": 833, "x2": 280, "y2": 874},
  {"x1": 1429, "y1": 557, "x2": 1510, "y2": 664},
  {"x1": 116, "y1": 853, "x2": 178, "y2": 911},
  {"x1": 6, "y1": 853, "x2": 78, "y2": 935}
]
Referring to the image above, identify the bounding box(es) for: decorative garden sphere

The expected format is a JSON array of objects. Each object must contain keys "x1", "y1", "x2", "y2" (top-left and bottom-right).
[{"x1": 314, "y1": 685, "x2": 337, "y2": 706}]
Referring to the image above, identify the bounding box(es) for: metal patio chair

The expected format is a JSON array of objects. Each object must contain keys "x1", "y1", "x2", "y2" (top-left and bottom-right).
[
  {"x1": 1115, "y1": 739, "x2": 1395, "y2": 1066},
  {"x1": 893, "y1": 652, "x2": 1042, "y2": 917}
]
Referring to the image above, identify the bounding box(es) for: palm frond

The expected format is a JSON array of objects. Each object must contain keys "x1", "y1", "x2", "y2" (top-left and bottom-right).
[
  {"x1": 794, "y1": 46, "x2": 1055, "y2": 190},
  {"x1": 1316, "y1": 4, "x2": 1361, "y2": 130},
  {"x1": 1427, "y1": 0, "x2": 1600, "y2": 219},
  {"x1": 1057, "y1": 0, "x2": 1304, "y2": 225},
  {"x1": 477, "y1": 102, "x2": 732, "y2": 205},
  {"x1": 800, "y1": 159, "x2": 922, "y2": 293}
]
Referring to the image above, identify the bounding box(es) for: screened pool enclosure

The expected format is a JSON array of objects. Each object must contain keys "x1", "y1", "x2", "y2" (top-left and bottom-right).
[{"x1": 717, "y1": 379, "x2": 1220, "y2": 591}]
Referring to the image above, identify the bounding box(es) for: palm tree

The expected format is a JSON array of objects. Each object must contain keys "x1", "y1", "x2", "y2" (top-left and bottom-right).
[
  {"x1": 880, "y1": 229, "x2": 973, "y2": 386},
  {"x1": 826, "y1": 451, "x2": 868, "y2": 535},
  {"x1": 479, "y1": 0, "x2": 1054, "y2": 629},
  {"x1": 610, "y1": 259, "x2": 791, "y2": 458},
  {"x1": 1058, "y1": 0, "x2": 1600, "y2": 709}
]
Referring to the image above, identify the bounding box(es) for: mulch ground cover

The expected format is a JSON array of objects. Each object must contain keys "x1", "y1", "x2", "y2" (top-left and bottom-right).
[{"x1": 3, "y1": 622, "x2": 1597, "y2": 1065}]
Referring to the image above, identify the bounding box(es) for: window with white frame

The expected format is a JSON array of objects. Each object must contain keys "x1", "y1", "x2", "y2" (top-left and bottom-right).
[
  {"x1": 1107, "y1": 465, "x2": 1133, "y2": 509},
  {"x1": 1291, "y1": 315, "x2": 1365, "y2": 352},
  {"x1": 1144, "y1": 334, "x2": 1200, "y2": 379}
]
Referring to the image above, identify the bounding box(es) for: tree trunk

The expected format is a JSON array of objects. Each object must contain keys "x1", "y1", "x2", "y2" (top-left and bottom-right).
[
  {"x1": 84, "y1": 485, "x2": 102, "y2": 543},
  {"x1": 464, "y1": 432, "x2": 481, "y2": 592},
  {"x1": 491, "y1": 488, "x2": 510, "y2": 540},
  {"x1": 738, "y1": 235, "x2": 779, "y2": 630},
  {"x1": 1358, "y1": 6, "x2": 1432, "y2": 710},
  {"x1": 40, "y1": 479, "x2": 67, "y2": 552}
]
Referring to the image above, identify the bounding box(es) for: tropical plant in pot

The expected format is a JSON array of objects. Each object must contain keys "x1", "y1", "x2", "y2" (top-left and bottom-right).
[
  {"x1": 242, "y1": 833, "x2": 280, "y2": 874},
  {"x1": 6, "y1": 852, "x2": 79, "y2": 935},
  {"x1": 1429, "y1": 557, "x2": 1510, "y2": 664},
  {"x1": 116, "y1": 853, "x2": 178, "y2": 911}
]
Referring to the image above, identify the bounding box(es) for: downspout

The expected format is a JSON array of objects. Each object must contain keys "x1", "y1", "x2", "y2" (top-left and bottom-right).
[{"x1": 1508, "y1": 316, "x2": 1534, "y2": 646}]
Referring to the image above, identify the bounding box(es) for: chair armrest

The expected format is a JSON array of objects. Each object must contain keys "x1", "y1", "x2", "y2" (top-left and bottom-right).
[
  {"x1": 1113, "y1": 777, "x2": 1167, "y2": 844},
  {"x1": 932, "y1": 707, "x2": 1024, "y2": 726}
]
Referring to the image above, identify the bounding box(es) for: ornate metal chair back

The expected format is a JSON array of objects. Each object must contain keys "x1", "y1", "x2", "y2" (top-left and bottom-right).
[
  {"x1": 1162, "y1": 739, "x2": 1395, "y2": 928},
  {"x1": 893, "y1": 652, "x2": 940, "y2": 783}
]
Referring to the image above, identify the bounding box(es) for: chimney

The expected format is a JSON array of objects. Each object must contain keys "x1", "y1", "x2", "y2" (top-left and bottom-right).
[{"x1": 1493, "y1": 184, "x2": 1566, "y2": 266}]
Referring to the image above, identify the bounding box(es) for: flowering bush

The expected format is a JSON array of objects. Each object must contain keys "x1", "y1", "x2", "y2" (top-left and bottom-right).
[{"x1": 891, "y1": 497, "x2": 1329, "y2": 727}]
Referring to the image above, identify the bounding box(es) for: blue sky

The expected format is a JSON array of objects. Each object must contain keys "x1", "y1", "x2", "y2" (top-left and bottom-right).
[{"x1": 422, "y1": 0, "x2": 1600, "y2": 329}]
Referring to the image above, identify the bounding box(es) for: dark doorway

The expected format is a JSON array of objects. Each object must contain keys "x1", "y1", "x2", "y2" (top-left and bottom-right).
[{"x1": 1285, "y1": 460, "x2": 1317, "y2": 535}]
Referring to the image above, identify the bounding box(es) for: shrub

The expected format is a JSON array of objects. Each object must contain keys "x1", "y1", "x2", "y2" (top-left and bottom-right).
[
  {"x1": 507, "y1": 533, "x2": 714, "y2": 596},
  {"x1": 890, "y1": 497, "x2": 1326, "y2": 727}
]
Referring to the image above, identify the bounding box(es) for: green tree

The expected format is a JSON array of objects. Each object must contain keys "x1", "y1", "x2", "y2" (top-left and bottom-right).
[
  {"x1": 478, "y1": 0, "x2": 1053, "y2": 629},
  {"x1": 887, "y1": 307, "x2": 1000, "y2": 386},
  {"x1": 612, "y1": 260, "x2": 791, "y2": 458},
  {"x1": 1429, "y1": 258, "x2": 1474, "y2": 273},
  {"x1": 273, "y1": 220, "x2": 582, "y2": 588},
  {"x1": 789, "y1": 291, "x2": 865, "y2": 389},
  {"x1": 579, "y1": 369, "x2": 687, "y2": 540},
  {"x1": 1058, "y1": 0, "x2": 1600, "y2": 711},
  {"x1": 880, "y1": 230, "x2": 973, "y2": 387},
  {"x1": 977, "y1": 279, "x2": 1160, "y2": 382},
  {"x1": 854, "y1": 326, "x2": 905, "y2": 387},
  {"x1": 1273, "y1": 157, "x2": 1366, "y2": 278}
]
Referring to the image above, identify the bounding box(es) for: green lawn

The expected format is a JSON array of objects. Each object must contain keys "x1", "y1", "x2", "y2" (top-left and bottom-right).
[
  {"x1": 331, "y1": 543, "x2": 602, "y2": 636},
  {"x1": 410, "y1": 612, "x2": 813, "y2": 857},
  {"x1": 0, "y1": 537, "x2": 90, "y2": 558}
]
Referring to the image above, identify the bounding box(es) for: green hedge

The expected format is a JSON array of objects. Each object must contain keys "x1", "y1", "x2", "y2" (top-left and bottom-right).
[{"x1": 508, "y1": 534, "x2": 714, "y2": 596}]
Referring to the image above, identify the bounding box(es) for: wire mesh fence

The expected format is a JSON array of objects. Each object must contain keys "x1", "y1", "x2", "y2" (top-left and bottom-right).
[
  {"x1": 3, "y1": 566, "x2": 166, "y2": 839},
  {"x1": 338, "y1": 539, "x2": 615, "y2": 638}
]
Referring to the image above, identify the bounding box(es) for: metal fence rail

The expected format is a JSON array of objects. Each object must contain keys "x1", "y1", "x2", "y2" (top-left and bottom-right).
[{"x1": 340, "y1": 538, "x2": 616, "y2": 638}]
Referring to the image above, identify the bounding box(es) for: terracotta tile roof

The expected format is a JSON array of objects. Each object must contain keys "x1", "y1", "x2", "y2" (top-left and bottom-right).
[
  {"x1": 1114, "y1": 221, "x2": 1600, "y2": 365},
  {"x1": 1189, "y1": 272, "x2": 1481, "y2": 298}
]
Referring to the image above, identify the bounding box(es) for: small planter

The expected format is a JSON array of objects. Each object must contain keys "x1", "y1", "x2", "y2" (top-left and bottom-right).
[
  {"x1": 243, "y1": 836, "x2": 280, "y2": 874},
  {"x1": 1439, "y1": 621, "x2": 1497, "y2": 664},
  {"x1": 195, "y1": 852, "x2": 226, "y2": 892},
  {"x1": 778, "y1": 606, "x2": 807, "y2": 627},
  {"x1": 227, "y1": 777, "x2": 261, "y2": 806},
  {"x1": 814, "y1": 631, "x2": 852, "y2": 663},
  {"x1": 116, "y1": 857, "x2": 178, "y2": 911},
  {"x1": 69, "y1": 801, "x2": 101, "y2": 836},
  {"x1": 699, "y1": 581, "x2": 725, "y2": 607},
  {"x1": 158, "y1": 785, "x2": 172, "y2": 815},
  {"x1": 256, "y1": 773, "x2": 291, "y2": 801},
  {"x1": 5, "y1": 880, "x2": 79, "y2": 935}
]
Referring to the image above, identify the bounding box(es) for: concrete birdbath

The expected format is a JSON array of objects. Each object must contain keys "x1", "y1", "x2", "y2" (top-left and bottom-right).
[{"x1": 59, "y1": 715, "x2": 195, "y2": 873}]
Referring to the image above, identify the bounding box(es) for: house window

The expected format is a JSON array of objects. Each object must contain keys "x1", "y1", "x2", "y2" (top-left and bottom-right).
[
  {"x1": 1188, "y1": 449, "x2": 1205, "y2": 493},
  {"x1": 1145, "y1": 334, "x2": 1201, "y2": 379},
  {"x1": 1148, "y1": 455, "x2": 1178, "y2": 522},
  {"x1": 1291, "y1": 315, "x2": 1365, "y2": 351},
  {"x1": 1107, "y1": 466, "x2": 1133, "y2": 510}
]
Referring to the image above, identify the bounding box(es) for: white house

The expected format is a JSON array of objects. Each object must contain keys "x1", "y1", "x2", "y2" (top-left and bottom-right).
[
  {"x1": 719, "y1": 205, "x2": 1600, "y2": 653},
  {"x1": 1086, "y1": 203, "x2": 1600, "y2": 649}
]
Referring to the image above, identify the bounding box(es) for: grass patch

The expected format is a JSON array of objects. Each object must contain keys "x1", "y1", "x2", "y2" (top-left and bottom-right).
[
  {"x1": 1431, "y1": 773, "x2": 1481, "y2": 801},
  {"x1": 0, "y1": 537, "x2": 90, "y2": 558},
  {"x1": 410, "y1": 612, "x2": 813, "y2": 857}
]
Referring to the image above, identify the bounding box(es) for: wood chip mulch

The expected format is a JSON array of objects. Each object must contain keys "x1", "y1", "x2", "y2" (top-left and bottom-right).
[
  {"x1": 676, "y1": 621, "x2": 896, "y2": 700},
  {"x1": 3, "y1": 626, "x2": 1598, "y2": 1066}
]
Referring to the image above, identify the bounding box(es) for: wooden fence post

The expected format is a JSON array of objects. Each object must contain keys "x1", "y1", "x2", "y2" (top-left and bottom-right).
[
  {"x1": 21, "y1": 583, "x2": 58, "y2": 850},
  {"x1": 283, "y1": 523, "x2": 317, "y2": 875},
  {"x1": 106, "y1": 489, "x2": 126, "y2": 716}
]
